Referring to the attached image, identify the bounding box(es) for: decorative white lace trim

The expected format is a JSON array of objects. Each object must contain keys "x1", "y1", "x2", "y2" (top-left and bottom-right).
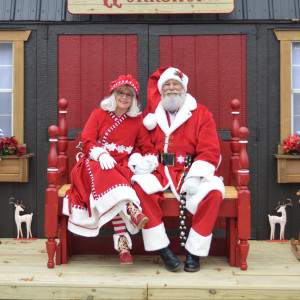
[{"x1": 102, "y1": 142, "x2": 134, "y2": 154}]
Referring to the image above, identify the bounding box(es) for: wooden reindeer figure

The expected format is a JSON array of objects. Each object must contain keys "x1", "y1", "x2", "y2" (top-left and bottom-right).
[
  {"x1": 9, "y1": 197, "x2": 33, "y2": 239},
  {"x1": 268, "y1": 198, "x2": 293, "y2": 240}
]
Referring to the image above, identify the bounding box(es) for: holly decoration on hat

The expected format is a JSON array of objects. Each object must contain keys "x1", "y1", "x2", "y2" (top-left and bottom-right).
[{"x1": 174, "y1": 70, "x2": 183, "y2": 81}]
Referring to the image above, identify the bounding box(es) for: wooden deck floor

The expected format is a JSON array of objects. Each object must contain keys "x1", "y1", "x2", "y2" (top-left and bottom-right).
[{"x1": 0, "y1": 239, "x2": 299, "y2": 299}]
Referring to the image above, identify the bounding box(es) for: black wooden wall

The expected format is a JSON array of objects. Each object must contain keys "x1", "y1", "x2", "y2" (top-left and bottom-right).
[{"x1": 0, "y1": 20, "x2": 299, "y2": 240}]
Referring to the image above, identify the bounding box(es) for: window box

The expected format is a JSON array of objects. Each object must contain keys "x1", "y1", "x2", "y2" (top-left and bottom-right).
[
  {"x1": 0, "y1": 153, "x2": 34, "y2": 182},
  {"x1": 274, "y1": 154, "x2": 300, "y2": 183}
]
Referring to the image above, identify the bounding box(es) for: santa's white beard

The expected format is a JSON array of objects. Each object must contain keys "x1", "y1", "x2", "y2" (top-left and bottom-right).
[{"x1": 161, "y1": 91, "x2": 186, "y2": 113}]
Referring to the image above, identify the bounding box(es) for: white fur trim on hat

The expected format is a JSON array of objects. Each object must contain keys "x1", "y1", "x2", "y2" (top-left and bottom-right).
[
  {"x1": 143, "y1": 113, "x2": 157, "y2": 130},
  {"x1": 157, "y1": 67, "x2": 188, "y2": 93}
]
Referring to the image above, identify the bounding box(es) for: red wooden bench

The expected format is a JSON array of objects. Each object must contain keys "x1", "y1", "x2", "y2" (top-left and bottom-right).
[{"x1": 45, "y1": 98, "x2": 250, "y2": 270}]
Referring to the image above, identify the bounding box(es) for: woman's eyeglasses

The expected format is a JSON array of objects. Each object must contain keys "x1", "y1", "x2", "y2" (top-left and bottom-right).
[{"x1": 116, "y1": 91, "x2": 134, "y2": 100}]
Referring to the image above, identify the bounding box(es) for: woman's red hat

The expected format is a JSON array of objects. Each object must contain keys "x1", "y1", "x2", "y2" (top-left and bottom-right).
[{"x1": 109, "y1": 74, "x2": 140, "y2": 101}]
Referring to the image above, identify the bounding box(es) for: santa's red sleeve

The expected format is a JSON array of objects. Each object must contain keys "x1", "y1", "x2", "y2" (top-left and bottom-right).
[{"x1": 187, "y1": 106, "x2": 221, "y2": 181}]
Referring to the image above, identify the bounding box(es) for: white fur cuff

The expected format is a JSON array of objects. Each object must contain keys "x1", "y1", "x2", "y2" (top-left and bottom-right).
[
  {"x1": 142, "y1": 223, "x2": 170, "y2": 251},
  {"x1": 185, "y1": 228, "x2": 212, "y2": 257},
  {"x1": 131, "y1": 174, "x2": 164, "y2": 194},
  {"x1": 89, "y1": 147, "x2": 108, "y2": 161},
  {"x1": 186, "y1": 160, "x2": 216, "y2": 181}
]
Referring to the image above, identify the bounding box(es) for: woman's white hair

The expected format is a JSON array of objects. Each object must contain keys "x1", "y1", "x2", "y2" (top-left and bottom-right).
[{"x1": 100, "y1": 85, "x2": 141, "y2": 117}]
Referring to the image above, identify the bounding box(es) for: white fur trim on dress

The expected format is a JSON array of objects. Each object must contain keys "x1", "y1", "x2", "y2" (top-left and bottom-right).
[
  {"x1": 186, "y1": 176, "x2": 225, "y2": 215},
  {"x1": 131, "y1": 174, "x2": 166, "y2": 194},
  {"x1": 89, "y1": 146, "x2": 108, "y2": 161},
  {"x1": 143, "y1": 113, "x2": 157, "y2": 131},
  {"x1": 142, "y1": 223, "x2": 170, "y2": 251},
  {"x1": 186, "y1": 160, "x2": 216, "y2": 181},
  {"x1": 64, "y1": 185, "x2": 141, "y2": 237},
  {"x1": 113, "y1": 232, "x2": 132, "y2": 251},
  {"x1": 185, "y1": 228, "x2": 212, "y2": 257}
]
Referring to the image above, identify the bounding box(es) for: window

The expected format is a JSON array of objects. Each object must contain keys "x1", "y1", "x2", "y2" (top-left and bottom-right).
[
  {"x1": 292, "y1": 41, "x2": 300, "y2": 135},
  {"x1": 0, "y1": 30, "x2": 31, "y2": 144},
  {"x1": 275, "y1": 30, "x2": 300, "y2": 149}
]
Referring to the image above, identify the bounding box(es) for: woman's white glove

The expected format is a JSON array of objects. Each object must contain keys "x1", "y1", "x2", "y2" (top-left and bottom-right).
[
  {"x1": 99, "y1": 153, "x2": 116, "y2": 170},
  {"x1": 180, "y1": 177, "x2": 202, "y2": 195}
]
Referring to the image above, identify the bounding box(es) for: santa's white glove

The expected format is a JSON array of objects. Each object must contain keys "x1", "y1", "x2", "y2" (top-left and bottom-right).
[
  {"x1": 99, "y1": 153, "x2": 116, "y2": 170},
  {"x1": 180, "y1": 177, "x2": 202, "y2": 195},
  {"x1": 128, "y1": 154, "x2": 158, "y2": 175}
]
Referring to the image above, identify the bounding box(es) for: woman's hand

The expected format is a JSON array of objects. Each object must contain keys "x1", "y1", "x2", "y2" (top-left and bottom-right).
[{"x1": 99, "y1": 153, "x2": 116, "y2": 170}]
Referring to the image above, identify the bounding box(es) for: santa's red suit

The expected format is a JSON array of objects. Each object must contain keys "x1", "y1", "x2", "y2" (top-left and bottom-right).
[
  {"x1": 132, "y1": 67, "x2": 225, "y2": 257},
  {"x1": 62, "y1": 108, "x2": 156, "y2": 237}
]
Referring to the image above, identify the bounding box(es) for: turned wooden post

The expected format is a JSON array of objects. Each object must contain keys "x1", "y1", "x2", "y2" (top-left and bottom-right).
[
  {"x1": 230, "y1": 99, "x2": 241, "y2": 186},
  {"x1": 237, "y1": 127, "x2": 250, "y2": 270},
  {"x1": 45, "y1": 125, "x2": 59, "y2": 268},
  {"x1": 57, "y1": 98, "x2": 69, "y2": 186}
]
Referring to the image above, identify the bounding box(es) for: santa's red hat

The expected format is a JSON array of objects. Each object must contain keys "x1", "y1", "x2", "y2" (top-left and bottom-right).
[
  {"x1": 109, "y1": 74, "x2": 140, "y2": 101},
  {"x1": 146, "y1": 66, "x2": 188, "y2": 114},
  {"x1": 143, "y1": 66, "x2": 189, "y2": 131},
  {"x1": 157, "y1": 67, "x2": 188, "y2": 94}
]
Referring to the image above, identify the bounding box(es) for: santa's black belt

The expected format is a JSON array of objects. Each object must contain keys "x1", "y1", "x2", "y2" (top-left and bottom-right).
[{"x1": 160, "y1": 153, "x2": 195, "y2": 167}]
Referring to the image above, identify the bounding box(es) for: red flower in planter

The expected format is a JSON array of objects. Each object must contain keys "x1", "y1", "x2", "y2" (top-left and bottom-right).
[
  {"x1": 0, "y1": 136, "x2": 27, "y2": 156},
  {"x1": 282, "y1": 133, "x2": 300, "y2": 155}
]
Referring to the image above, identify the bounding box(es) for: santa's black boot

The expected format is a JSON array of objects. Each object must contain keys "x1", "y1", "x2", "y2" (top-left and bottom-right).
[
  {"x1": 184, "y1": 251, "x2": 200, "y2": 272},
  {"x1": 158, "y1": 247, "x2": 182, "y2": 272}
]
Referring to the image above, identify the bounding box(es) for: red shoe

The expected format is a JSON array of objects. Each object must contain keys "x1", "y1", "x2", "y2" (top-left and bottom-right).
[
  {"x1": 118, "y1": 236, "x2": 133, "y2": 265},
  {"x1": 127, "y1": 202, "x2": 149, "y2": 229}
]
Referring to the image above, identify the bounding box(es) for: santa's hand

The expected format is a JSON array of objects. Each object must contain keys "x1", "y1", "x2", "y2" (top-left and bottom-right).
[
  {"x1": 99, "y1": 153, "x2": 116, "y2": 170},
  {"x1": 180, "y1": 177, "x2": 202, "y2": 195}
]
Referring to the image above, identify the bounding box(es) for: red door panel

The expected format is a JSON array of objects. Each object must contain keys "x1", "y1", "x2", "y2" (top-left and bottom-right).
[
  {"x1": 58, "y1": 35, "x2": 138, "y2": 129},
  {"x1": 159, "y1": 35, "x2": 247, "y2": 129}
]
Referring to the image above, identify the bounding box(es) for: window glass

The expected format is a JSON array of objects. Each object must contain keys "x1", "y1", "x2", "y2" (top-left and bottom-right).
[
  {"x1": 0, "y1": 116, "x2": 12, "y2": 137},
  {"x1": 292, "y1": 43, "x2": 300, "y2": 90},
  {"x1": 0, "y1": 42, "x2": 13, "y2": 138},
  {"x1": 0, "y1": 92, "x2": 12, "y2": 114},
  {"x1": 293, "y1": 93, "x2": 300, "y2": 134},
  {"x1": 0, "y1": 66, "x2": 13, "y2": 89},
  {"x1": 292, "y1": 42, "x2": 300, "y2": 65},
  {"x1": 0, "y1": 43, "x2": 12, "y2": 65}
]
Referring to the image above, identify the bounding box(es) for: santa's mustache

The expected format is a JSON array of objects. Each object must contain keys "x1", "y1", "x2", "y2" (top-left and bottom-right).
[{"x1": 165, "y1": 90, "x2": 180, "y2": 95}]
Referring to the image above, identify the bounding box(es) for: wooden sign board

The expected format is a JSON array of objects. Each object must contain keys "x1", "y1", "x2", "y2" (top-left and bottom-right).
[{"x1": 68, "y1": 0, "x2": 235, "y2": 15}]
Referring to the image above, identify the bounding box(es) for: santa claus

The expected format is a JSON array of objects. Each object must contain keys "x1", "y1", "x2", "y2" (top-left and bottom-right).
[{"x1": 130, "y1": 67, "x2": 225, "y2": 272}]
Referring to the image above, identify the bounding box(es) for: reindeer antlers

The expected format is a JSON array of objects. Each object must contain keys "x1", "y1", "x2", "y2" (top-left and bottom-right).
[
  {"x1": 276, "y1": 198, "x2": 293, "y2": 210},
  {"x1": 8, "y1": 197, "x2": 25, "y2": 208}
]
